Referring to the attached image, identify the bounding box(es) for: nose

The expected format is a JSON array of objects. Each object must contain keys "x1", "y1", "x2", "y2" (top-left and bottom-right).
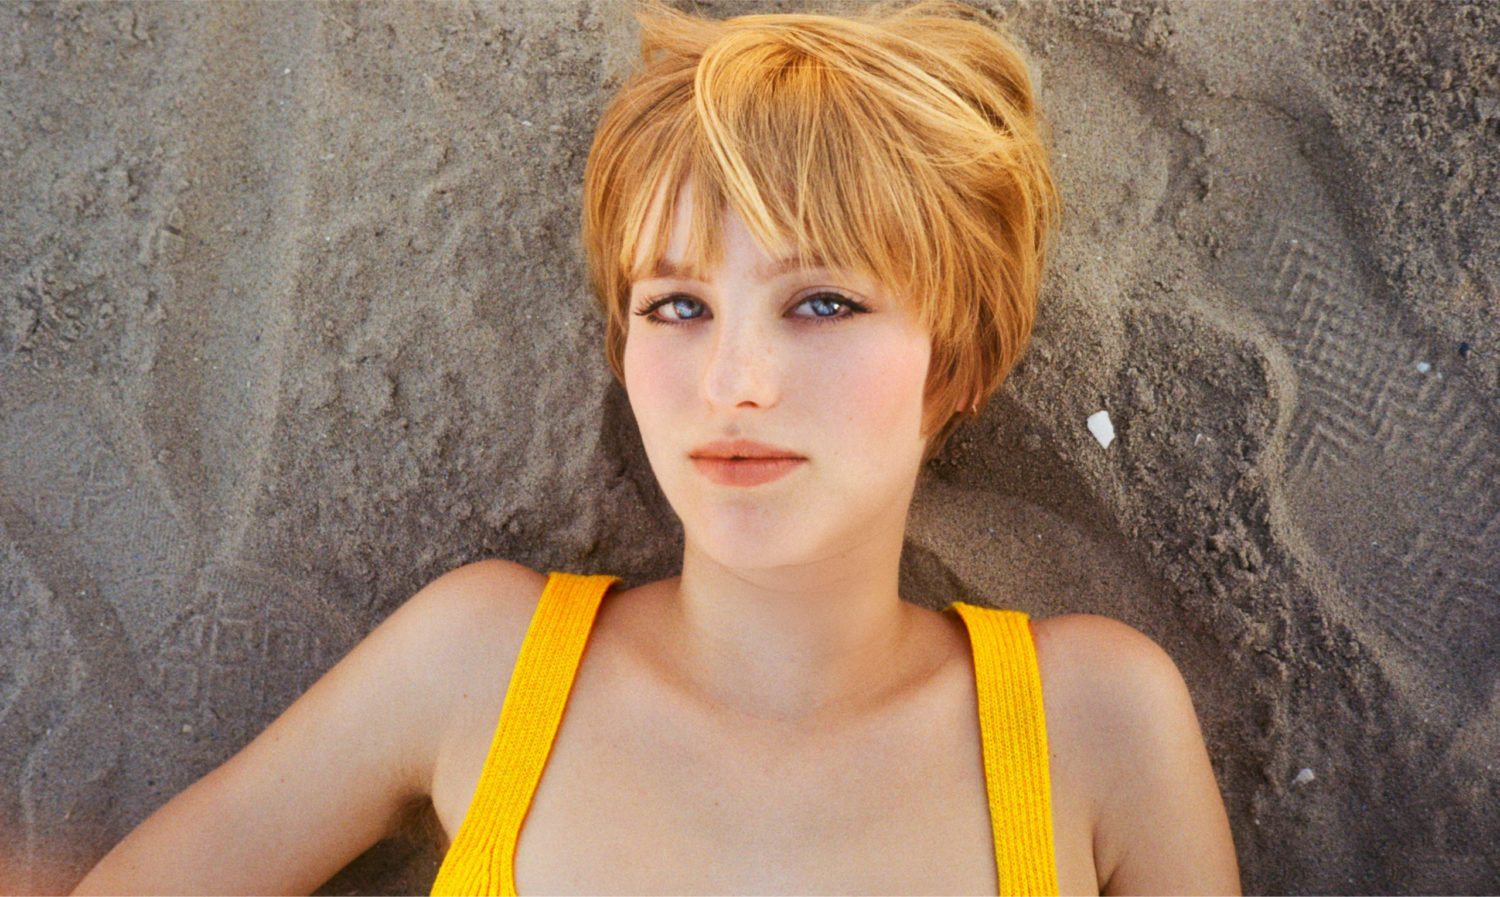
[{"x1": 700, "y1": 317, "x2": 781, "y2": 411}]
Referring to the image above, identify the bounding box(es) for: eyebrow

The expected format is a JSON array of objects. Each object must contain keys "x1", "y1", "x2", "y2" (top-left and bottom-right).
[
  {"x1": 639, "y1": 254, "x2": 830, "y2": 283},
  {"x1": 639, "y1": 258, "x2": 705, "y2": 281}
]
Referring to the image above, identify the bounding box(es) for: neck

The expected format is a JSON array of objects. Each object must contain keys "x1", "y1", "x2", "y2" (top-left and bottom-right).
[{"x1": 663, "y1": 511, "x2": 922, "y2": 723}]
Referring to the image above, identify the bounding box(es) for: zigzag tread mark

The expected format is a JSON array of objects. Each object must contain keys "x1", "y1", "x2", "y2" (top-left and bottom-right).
[
  {"x1": 149, "y1": 564, "x2": 339, "y2": 732},
  {"x1": 1259, "y1": 221, "x2": 1500, "y2": 701}
]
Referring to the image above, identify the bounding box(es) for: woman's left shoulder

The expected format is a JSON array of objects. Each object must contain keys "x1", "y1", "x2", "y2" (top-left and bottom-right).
[
  {"x1": 1028, "y1": 613, "x2": 1188, "y2": 711},
  {"x1": 1028, "y1": 614, "x2": 1241, "y2": 894},
  {"x1": 1026, "y1": 613, "x2": 1201, "y2": 774}
]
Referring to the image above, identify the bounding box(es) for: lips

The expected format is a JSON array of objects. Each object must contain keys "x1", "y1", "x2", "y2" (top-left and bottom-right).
[
  {"x1": 689, "y1": 439, "x2": 806, "y2": 487},
  {"x1": 690, "y1": 439, "x2": 804, "y2": 460}
]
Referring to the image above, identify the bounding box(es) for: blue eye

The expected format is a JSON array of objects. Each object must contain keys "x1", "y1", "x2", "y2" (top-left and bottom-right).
[
  {"x1": 794, "y1": 292, "x2": 865, "y2": 320},
  {"x1": 631, "y1": 291, "x2": 868, "y2": 325},
  {"x1": 663, "y1": 297, "x2": 705, "y2": 321},
  {"x1": 635, "y1": 294, "x2": 707, "y2": 325}
]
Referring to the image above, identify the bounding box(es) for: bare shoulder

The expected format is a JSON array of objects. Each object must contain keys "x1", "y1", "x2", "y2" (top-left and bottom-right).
[
  {"x1": 367, "y1": 558, "x2": 549, "y2": 709},
  {"x1": 1029, "y1": 614, "x2": 1241, "y2": 895},
  {"x1": 69, "y1": 559, "x2": 550, "y2": 895},
  {"x1": 405, "y1": 561, "x2": 551, "y2": 823},
  {"x1": 1028, "y1": 613, "x2": 1190, "y2": 729},
  {"x1": 1026, "y1": 615, "x2": 1196, "y2": 827},
  {"x1": 398, "y1": 559, "x2": 548, "y2": 663}
]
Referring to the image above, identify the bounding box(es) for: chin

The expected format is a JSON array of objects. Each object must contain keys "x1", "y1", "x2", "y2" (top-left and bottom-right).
[{"x1": 675, "y1": 494, "x2": 824, "y2": 570}]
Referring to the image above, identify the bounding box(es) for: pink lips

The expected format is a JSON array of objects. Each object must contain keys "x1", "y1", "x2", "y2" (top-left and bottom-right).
[{"x1": 689, "y1": 439, "x2": 806, "y2": 487}]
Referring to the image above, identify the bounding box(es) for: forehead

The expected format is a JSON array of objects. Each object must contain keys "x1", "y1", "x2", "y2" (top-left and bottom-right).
[
  {"x1": 628, "y1": 179, "x2": 836, "y2": 285},
  {"x1": 627, "y1": 180, "x2": 728, "y2": 281}
]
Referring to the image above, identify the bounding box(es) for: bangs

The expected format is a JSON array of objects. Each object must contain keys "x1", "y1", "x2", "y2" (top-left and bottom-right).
[
  {"x1": 583, "y1": 0, "x2": 1057, "y2": 460},
  {"x1": 618, "y1": 20, "x2": 962, "y2": 325}
]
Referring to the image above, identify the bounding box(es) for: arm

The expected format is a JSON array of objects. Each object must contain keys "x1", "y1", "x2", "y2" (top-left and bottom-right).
[
  {"x1": 71, "y1": 559, "x2": 544, "y2": 896},
  {"x1": 1032, "y1": 615, "x2": 1241, "y2": 896}
]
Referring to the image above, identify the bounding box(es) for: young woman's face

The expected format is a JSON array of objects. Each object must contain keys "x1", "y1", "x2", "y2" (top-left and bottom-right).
[{"x1": 623, "y1": 192, "x2": 933, "y2": 571}]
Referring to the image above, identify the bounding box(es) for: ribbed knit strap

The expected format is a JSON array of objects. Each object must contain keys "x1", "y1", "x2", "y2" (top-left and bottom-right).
[
  {"x1": 431, "y1": 572, "x2": 620, "y2": 897},
  {"x1": 951, "y1": 603, "x2": 1058, "y2": 897}
]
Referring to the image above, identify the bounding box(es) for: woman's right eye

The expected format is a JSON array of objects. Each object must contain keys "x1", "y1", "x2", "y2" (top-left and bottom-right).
[{"x1": 636, "y1": 294, "x2": 708, "y2": 325}]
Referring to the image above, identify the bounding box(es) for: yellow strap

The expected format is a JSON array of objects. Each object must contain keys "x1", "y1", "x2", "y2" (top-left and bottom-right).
[
  {"x1": 431, "y1": 571, "x2": 620, "y2": 897},
  {"x1": 951, "y1": 603, "x2": 1058, "y2": 896},
  {"x1": 431, "y1": 581, "x2": 1053, "y2": 895}
]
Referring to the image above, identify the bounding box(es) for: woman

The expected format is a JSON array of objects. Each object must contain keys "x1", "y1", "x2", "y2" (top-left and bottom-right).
[{"x1": 74, "y1": 2, "x2": 1239, "y2": 894}]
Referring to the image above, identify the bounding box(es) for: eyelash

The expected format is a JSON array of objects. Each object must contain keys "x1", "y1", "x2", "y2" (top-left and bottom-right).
[{"x1": 631, "y1": 292, "x2": 869, "y2": 327}]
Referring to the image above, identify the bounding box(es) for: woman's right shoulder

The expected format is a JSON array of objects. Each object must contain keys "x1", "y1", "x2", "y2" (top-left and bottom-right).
[
  {"x1": 66, "y1": 561, "x2": 552, "y2": 895},
  {"x1": 392, "y1": 561, "x2": 549, "y2": 793},
  {"x1": 397, "y1": 559, "x2": 549, "y2": 673}
]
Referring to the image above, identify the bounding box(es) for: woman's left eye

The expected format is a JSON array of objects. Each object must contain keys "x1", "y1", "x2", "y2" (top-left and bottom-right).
[{"x1": 793, "y1": 292, "x2": 866, "y2": 320}]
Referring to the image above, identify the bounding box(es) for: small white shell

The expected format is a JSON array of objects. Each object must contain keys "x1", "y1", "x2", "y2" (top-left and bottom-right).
[{"x1": 1087, "y1": 410, "x2": 1115, "y2": 449}]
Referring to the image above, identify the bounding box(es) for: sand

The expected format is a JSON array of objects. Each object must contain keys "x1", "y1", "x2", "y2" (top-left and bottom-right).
[{"x1": 1, "y1": 0, "x2": 1496, "y2": 893}]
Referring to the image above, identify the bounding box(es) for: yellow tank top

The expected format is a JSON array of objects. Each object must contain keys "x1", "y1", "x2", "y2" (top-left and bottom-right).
[{"x1": 431, "y1": 572, "x2": 1057, "y2": 896}]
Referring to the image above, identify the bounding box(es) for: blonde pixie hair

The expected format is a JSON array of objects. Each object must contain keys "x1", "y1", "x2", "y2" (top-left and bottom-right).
[{"x1": 582, "y1": 0, "x2": 1058, "y2": 462}]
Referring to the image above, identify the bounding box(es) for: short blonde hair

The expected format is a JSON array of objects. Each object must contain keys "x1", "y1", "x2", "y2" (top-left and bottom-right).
[{"x1": 582, "y1": 0, "x2": 1058, "y2": 462}]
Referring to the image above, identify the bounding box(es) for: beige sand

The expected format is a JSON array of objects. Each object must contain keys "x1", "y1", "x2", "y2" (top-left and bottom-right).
[{"x1": 1, "y1": 1, "x2": 1496, "y2": 893}]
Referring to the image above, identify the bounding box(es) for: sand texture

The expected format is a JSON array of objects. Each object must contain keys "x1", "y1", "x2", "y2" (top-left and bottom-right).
[{"x1": 2, "y1": 0, "x2": 1497, "y2": 893}]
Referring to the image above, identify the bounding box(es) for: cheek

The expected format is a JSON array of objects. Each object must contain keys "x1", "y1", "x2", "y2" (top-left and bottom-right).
[
  {"x1": 820, "y1": 331, "x2": 931, "y2": 440},
  {"x1": 623, "y1": 331, "x2": 691, "y2": 432}
]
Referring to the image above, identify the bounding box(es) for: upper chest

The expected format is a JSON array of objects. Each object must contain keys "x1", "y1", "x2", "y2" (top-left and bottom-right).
[
  {"x1": 515, "y1": 635, "x2": 997, "y2": 895},
  {"x1": 430, "y1": 602, "x2": 1098, "y2": 895}
]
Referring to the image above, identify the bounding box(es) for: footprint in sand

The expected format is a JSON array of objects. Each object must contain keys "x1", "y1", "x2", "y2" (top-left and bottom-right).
[
  {"x1": 0, "y1": 4, "x2": 363, "y2": 882},
  {"x1": 1027, "y1": 5, "x2": 1499, "y2": 717},
  {"x1": 0, "y1": 369, "x2": 351, "y2": 743},
  {"x1": 1252, "y1": 224, "x2": 1500, "y2": 704},
  {"x1": 0, "y1": 369, "x2": 358, "y2": 888},
  {"x1": 0, "y1": 374, "x2": 197, "y2": 658}
]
